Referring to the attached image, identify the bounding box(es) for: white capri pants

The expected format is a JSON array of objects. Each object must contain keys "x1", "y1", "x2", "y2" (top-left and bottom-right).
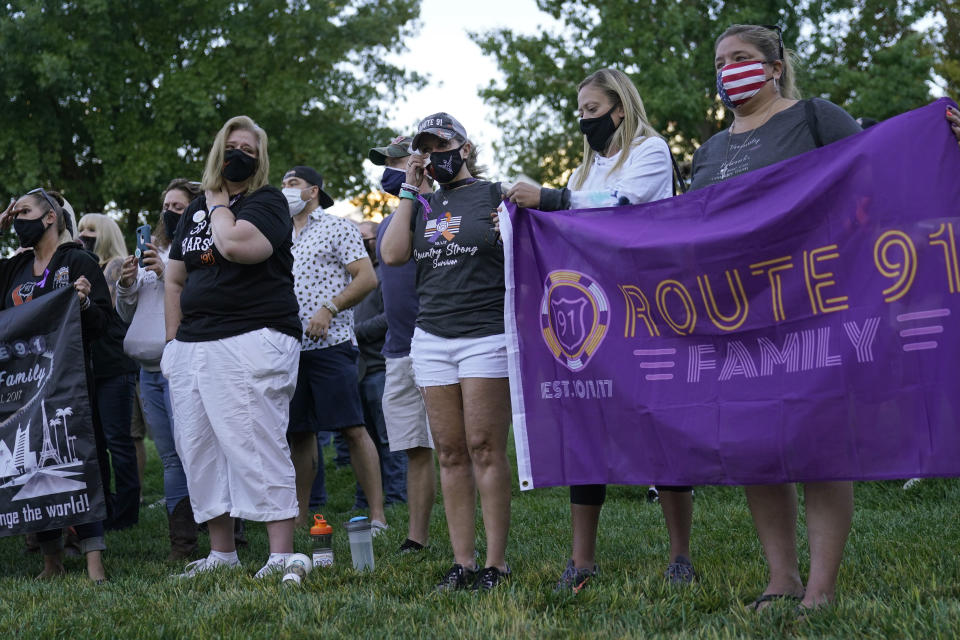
[{"x1": 161, "y1": 328, "x2": 300, "y2": 523}]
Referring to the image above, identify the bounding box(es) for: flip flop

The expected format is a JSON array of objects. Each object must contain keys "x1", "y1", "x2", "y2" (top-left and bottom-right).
[{"x1": 747, "y1": 592, "x2": 803, "y2": 611}]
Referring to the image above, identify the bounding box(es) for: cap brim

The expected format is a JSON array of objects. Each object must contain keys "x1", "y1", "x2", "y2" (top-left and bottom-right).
[
  {"x1": 368, "y1": 147, "x2": 389, "y2": 166},
  {"x1": 318, "y1": 189, "x2": 335, "y2": 209},
  {"x1": 411, "y1": 128, "x2": 456, "y2": 152}
]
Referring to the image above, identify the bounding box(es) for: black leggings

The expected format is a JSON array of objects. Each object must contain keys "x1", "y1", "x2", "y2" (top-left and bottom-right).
[{"x1": 569, "y1": 484, "x2": 693, "y2": 506}]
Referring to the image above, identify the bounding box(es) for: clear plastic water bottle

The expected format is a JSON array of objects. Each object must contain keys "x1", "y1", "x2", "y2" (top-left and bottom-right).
[
  {"x1": 344, "y1": 516, "x2": 375, "y2": 571},
  {"x1": 311, "y1": 514, "x2": 334, "y2": 568}
]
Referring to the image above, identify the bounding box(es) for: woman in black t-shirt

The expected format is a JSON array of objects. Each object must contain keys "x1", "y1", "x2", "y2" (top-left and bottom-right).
[
  {"x1": 691, "y1": 24, "x2": 960, "y2": 613},
  {"x1": 381, "y1": 113, "x2": 513, "y2": 591},
  {"x1": 163, "y1": 115, "x2": 302, "y2": 580},
  {"x1": 0, "y1": 189, "x2": 110, "y2": 583}
]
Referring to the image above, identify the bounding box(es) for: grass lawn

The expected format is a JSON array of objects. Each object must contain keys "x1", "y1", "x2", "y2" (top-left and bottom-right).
[{"x1": 1, "y1": 437, "x2": 959, "y2": 639}]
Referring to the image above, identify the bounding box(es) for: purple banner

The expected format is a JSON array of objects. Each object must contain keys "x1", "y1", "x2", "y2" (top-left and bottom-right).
[{"x1": 503, "y1": 99, "x2": 960, "y2": 490}]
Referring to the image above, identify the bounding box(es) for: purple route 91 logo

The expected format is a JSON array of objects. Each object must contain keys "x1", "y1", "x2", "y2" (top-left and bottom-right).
[{"x1": 540, "y1": 270, "x2": 610, "y2": 372}]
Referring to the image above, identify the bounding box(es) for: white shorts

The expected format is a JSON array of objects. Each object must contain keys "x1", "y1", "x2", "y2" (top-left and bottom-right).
[
  {"x1": 409, "y1": 327, "x2": 508, "y2": 387},
  {"x1": 382, "y1": 356, "x2": 433, "y2": 452},
  {"x1": 161, "y1": 328, "x2": 300, "y2": 523}
]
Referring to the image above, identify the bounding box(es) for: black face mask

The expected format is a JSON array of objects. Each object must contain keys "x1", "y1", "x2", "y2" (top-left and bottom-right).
[
  {"x1": 162, "y1": 209, "x2": 182, "y2": 240},
  {"x1": 380, "y1": 167, "x2": 405, "y2": 196},
  {"x1": 427, "y1": 146, "x2": 465, "y2": 184},
  {"x1": 80, "y1": 235, "x2": 97, "y2": 252},
  {"x1": 13, "y1": 216, "x2": 49, "y2": 248},
  {"x1": 579, "y1": 105, "x2": 621, "y2": 154},
  {"x1": 222, "y1": 148, "x2": 258, "y2": 182}
]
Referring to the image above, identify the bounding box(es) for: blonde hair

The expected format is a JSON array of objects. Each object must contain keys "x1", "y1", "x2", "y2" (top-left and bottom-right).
[
  {"x1": 571, "y1": 68, "x2": 662, "y2": 190},
  {"x1": 78, "y1": 213, "x2": 128, "y2": 266},
  {"x1": 201, "y1": 115, "x2": 271, "y2": 193},
  {"x1": 715, "y1": 25, "x2": 800, "y2": 100}
]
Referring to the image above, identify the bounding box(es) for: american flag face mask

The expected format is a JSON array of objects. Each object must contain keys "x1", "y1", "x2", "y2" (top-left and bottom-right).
[{"x1": 716, "y1": 60, "x2": 772, "y2": 110}]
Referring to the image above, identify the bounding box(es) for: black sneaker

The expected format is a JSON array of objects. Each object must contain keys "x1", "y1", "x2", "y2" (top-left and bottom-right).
[
  {"x1": 435, "y1": 563, "x2": 477, "y2": 591},
  {"x1": 471, "y1": 565, "x2": 511, "y2": 591},
  {"x1": 399, "y1": 538, "x2": 425, "y2": 554},
  {"x1": 664, "y1": 555, "x2": 697, "y2": 584},
  {"x1": 554, "y1": 559, "x2": 596, "y2": 593}
]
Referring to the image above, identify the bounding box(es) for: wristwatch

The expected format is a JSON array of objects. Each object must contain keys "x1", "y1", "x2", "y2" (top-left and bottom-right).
[{"x1": 321, "y1": 300, "x2": 339, "y2": 317}]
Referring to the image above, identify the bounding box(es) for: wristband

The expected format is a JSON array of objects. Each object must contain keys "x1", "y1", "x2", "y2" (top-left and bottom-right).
[
  {"x1": 321, "y1": 300, "x2": 339, "y2": 317},
  {"x1": 210, "y1": 204, "x2": 229, "y2": 215},
  {"x1": 398, "y1": 190, "x2": 417, "y2": 201},
  {"x1": 401, "y1": 182, "x2": 420, "y2": 193}
]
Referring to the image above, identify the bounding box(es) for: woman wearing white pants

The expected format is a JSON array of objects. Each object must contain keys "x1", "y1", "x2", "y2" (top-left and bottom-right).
[{"x1": 163, "y1": 115, "x2": 303, "y2": 579}]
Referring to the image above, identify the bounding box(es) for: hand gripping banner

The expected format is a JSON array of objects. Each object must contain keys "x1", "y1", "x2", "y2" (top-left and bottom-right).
[
  {"x1": 503, "y1": 99, "x2": 960, "y2": 490},
  {"x1": 0, "y1": 288, "x2": 106, "y2": 535}
]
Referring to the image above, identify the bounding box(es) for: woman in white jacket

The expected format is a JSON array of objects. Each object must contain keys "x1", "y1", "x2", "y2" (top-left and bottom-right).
[
  {"x1": 504, "y1": 68, "x2": 692, "y2": 593},
  {"x1": 116, "y1": 178, "x2": 201, "y2": 560}
]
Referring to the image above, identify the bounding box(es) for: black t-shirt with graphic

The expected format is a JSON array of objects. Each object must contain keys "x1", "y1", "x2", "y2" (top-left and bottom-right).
[
  {"x1": 9, "y1": 260, "x2": 44, "y2": 306},
  {"x1": 169, "y1": 186, "x2": 301, "y2": 342},
  {"x1": 409, "y1": 180, "x2": 505, "y2": 338}
]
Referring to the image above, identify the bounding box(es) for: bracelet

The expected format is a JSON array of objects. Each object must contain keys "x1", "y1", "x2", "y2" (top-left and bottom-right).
[
  {"x1": 321, "y1": 300, "x2": 339, "y2": 317},
  {"x1": 80, "y1": 296, "x2": 91, "y2": 311},
  {"x1": 210, "y1": 204, "x2": 229, "y2": 214},
  {"x1": 401, "y1": 182, "x2": 420, "y2": 193},
  {"x1": 398, "y1": 190, "x2": 417, "y2": 201}
]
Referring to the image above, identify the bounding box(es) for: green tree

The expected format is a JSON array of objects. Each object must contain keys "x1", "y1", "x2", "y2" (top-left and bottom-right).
[
  {"x1": 931, "y1": 0, "x2": 960, "y2": 98},
  {"x1": 473, "y1": 0, "x2": 938, "y2": 186},
  {"x1": 0, "y1": 0, "x2": 422, "y2": 250}
]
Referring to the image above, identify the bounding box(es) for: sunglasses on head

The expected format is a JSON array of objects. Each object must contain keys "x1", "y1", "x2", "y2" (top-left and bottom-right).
[
  {"x1": 27, "y1": 187, "x2": 60, "y2": 213},
  {"x1": 761, "y1": 24, "x2": 784, "y2": 61},
  {"x1": 25, "y1": 187, "x2": 73, "y2": 233}
]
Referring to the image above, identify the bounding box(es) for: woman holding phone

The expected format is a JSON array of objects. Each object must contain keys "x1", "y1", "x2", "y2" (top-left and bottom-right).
[{"x1": 117, "y1": 178, "x2": 203, "y2": 559}]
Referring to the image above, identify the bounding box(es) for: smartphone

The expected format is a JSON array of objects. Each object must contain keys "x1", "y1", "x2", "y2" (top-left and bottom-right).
[{"x1": 135, "y1": 224, "x2": 151, "y2": 268}]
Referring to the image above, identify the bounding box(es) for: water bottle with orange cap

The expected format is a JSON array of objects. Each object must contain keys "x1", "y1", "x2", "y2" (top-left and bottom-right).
[{"x1": 311, "y1": 514, "x2": 334, "y2": 568}]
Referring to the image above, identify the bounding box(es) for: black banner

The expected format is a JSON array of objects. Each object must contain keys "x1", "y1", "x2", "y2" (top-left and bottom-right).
[{"x1": 0, "y1": 288, "x2": 106, "y2": 536}]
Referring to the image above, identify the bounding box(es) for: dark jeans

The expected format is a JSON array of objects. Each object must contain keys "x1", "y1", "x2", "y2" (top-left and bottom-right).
[
  {"x1": 354, "y1": 369, "x2": 407, "y2": 508},
  {"x1": 96, "y1": 373, "x2": 140, "y2": 530},
  {"x1": 308, "y1": 433, "x2": 328, "y2": 509}
]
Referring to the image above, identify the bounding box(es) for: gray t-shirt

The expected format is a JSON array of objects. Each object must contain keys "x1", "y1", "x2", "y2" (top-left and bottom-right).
[
  {"x1": 410, "y1": 180, "x2": 505, "y2": 338},
  {"x1": 689, "y1": 98, "x2": 861, "y2": 190}
]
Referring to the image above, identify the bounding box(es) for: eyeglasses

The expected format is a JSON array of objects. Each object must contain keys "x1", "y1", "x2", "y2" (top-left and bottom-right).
[
  {"x1": 761, "y1": 24, "x2": 784, "y2": 61},
  {"x1": 25, "y1": 187, "x2": 73, "y2": 234},
  {"x1": 27, "y1": 187, "x2": 60, "y2": 213}
]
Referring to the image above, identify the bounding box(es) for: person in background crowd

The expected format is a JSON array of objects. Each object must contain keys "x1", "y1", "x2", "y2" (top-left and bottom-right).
[
  {"x1": 117, "y1": 178, "x2": 203, "y2": 560},
  {"x1": 163, "y1": 115, "x2": 302, "y2": 579},
  {"x1": 0, "y1": 189, "x2": 110, "y2": 583},
  {"x1": 369, "y1": 135, "x2": 437, "y2": 554},
  {"x1": 76, "y1": 213, "x2": 140, "y2": 531},
  {"x1": 281, "y1": 166, "x2": 386, "y2": 533},
  {"x1": 503, "y1": 68, "x2": 683, "y2": 592},
  {"x1": 381, "y1": 113, "x2": 512, "y2": 590},
  {"x1": 351, "y1": 219, "x2": 408, "y2": 511},
  {"x1": 690, "y1": 23, "x2": 862, "y2": 612}
]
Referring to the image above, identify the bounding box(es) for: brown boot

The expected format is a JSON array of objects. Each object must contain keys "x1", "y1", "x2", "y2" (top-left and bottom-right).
[
  {"x1": 234, "y1": 518, "x2": 248, "y2": 548},
  {"x1": 167, "y1": 498, "x2": 199, "y2": 562}
]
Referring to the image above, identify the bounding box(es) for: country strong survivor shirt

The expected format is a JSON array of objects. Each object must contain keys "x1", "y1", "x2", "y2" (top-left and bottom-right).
[
  {"x1": 169, "y1": 186, "x2": 301, "y2": 342},
  {"x1": 409, "y1": 180, "x2": 505, "y2": 339}
]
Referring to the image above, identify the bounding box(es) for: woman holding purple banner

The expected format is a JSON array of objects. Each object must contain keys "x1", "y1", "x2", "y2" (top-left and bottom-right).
[
  {"x1": 503, "y1": 69, "x2": 692, "y2": 593},
  {"x1": 696, "y1": 25, "x2": 960, "y2": 612},
  {"x1": 689, "y1": 23, "x2": 862, "y2": 612}
]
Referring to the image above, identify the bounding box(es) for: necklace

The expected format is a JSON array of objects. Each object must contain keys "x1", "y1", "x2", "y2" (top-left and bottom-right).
[{"x1": 718, "y1": 98, "x2": 782, "y2": 181}]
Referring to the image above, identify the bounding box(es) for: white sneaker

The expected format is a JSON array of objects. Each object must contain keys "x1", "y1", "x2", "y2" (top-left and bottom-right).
[
  {"x1": 173, "y1": 555, "x2": 241, "y2": 578},
  {"x1": 371, "y1": 520, "x2": 389, "y2": 538},
  {"x1": 254, "y1": 555, "x2": 288, "y2": 579},
  {"x1": 902, "y1": 478, "x2": 923, "y2": 490}
]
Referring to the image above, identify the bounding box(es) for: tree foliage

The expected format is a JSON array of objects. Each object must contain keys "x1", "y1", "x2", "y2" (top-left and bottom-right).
[
  {"x1": 0, "y1": 0, "x2": 421, "y2": 247},
  {"x1": 473, "y1": 0, "x2": 944, "y2": 186}
]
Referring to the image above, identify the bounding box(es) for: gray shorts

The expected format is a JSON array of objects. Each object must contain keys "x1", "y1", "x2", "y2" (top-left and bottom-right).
[{"x1": 382, "y1": 356, "x2": 433, "y2": 452}]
